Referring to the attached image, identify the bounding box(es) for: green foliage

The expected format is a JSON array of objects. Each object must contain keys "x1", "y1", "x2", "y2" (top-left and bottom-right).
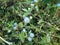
[{"x1": 0, "y1": 0, "x2": 60, "y2": 45}]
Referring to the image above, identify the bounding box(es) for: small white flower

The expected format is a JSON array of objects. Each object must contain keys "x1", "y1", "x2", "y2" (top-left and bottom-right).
[
  {"x1": 34, "y1": 0, "x2": 38, "y2": 2},
  {"x1": 28, "y1": 37, "x2": 32, "y2": 41},
  {"x1": 57, "y1": 4, "x2": 60, "y2": 6},
  {"x1": 14, "y1": 22, "x2": 17, "y2": 26},
  {"x1": 8, "y1": 30, "x2": 11, "y2": 33},
  {"x1": 30, "y1": 16, "x2": 33, "y2": 19},
  {"x1": 13, "y1": 26, "x2": 17, "y2": 30},
  {"x1": 28, "y1": 8, "x2": 30, "y2": 10},
  {"x1": 29, "y1": 33, "x2": 34, "y2": 38},
  {"x1": 22, "y1": 28, "x2": 26, "y2": 32},
  {"x1": 24, "y1": 17, "x2": 30, "y2": 23}
]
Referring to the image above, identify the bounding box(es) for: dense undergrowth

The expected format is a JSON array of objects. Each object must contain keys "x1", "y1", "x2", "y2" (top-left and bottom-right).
[{"x1": 0, "y1": 0, "x2": 60, "y2": 45}]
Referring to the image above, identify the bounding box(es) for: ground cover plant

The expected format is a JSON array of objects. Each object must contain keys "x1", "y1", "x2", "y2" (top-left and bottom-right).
[{"x1": 0, "y1": 0, "x2": 60, "y2": 45}]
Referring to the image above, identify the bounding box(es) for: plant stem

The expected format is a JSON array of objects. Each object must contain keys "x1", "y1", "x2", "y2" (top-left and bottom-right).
[{"x1": 0, "y1": 37, "x2": 12, "y2": 45}]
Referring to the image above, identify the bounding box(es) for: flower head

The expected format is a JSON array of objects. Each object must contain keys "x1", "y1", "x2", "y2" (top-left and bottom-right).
[
  {"x1": 28, "y1": 37, "x2": 32, "y2": 41},
  {"x1": 14, "y1": 22, "x2": 17, "y2": 26},
  {"x1": 22, "y1": 28, "x2": 26, "y2": 32},
  {"x1": 13, "y1": 26, "x2": 17, "y2": 30},
  {"x1": 57, "y1": 4, "x2": 60, "y2": 6},
  {"x1": 13, "y1": 22, "x2": 18, "y2": 30},
  {"x1": 29, "y1": 33, "x2": 34, "y2": 38},
  {"x1": 34, "y1": 0, "x2": 38, "y2": 2},
  {"x1": 30, "y1": 16, "x2": 33, "y2": 19},
  {"x1": 24, "y1": 17, "x2": 30, "y2": 23}
]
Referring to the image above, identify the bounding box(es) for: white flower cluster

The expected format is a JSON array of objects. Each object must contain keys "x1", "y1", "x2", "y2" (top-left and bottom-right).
[
  {"x1": 13, "y1": 22, "x2": 18, "y2": 30},
  {"x1": 28, "y1": 31, "x2": 35, "y2": 41},
  {"x1": 22, "y1": 28, "x2": 35, "y2": 41}
]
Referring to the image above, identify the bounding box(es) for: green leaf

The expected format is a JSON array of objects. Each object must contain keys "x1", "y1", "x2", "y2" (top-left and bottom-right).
[{"x1": 19, "y1": 32, "x2": 25, "y2": 43}]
